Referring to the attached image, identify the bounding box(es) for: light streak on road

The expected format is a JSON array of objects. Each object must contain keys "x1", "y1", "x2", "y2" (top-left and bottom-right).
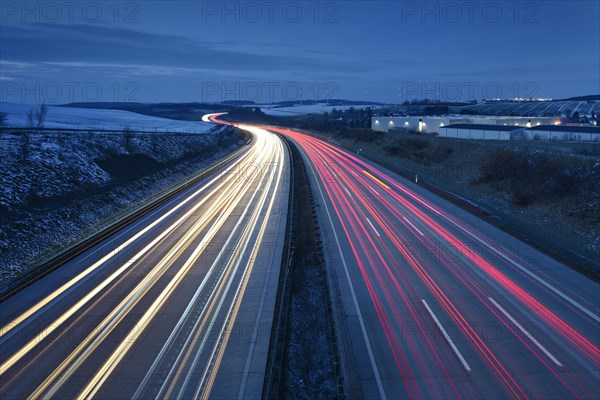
[
  {"x1": 2, "y1": 111, "x2": 598, "y2": 399},
  {"x1": 264, "y1": 125, "x2": 599, "y2": 399},
  {"x1": 0, "y1": 116, "x2": 289, "y2": 400}
]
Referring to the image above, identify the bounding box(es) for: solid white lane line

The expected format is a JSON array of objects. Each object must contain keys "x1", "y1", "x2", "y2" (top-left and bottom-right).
[
  {"x1": 421, "y1": 299, "x2": 471, "y2": 373},
  {"x1": 488, "y1": 297, "x2": 563, "y2": 367},
  {"x1": 306, "y1": 154, "x2": 387, "y2": 400},
  {"x1": 403, "y1": 217, "x2": 424, "y2": 237},
  {"x1": 365, "y1": 217, "x2": 381, "y2": 238}
]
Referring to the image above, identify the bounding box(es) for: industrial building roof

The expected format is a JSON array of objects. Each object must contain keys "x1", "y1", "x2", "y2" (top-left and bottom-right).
[{"x1": 526, "y1": 125, "x2": 600, "y2": 133}]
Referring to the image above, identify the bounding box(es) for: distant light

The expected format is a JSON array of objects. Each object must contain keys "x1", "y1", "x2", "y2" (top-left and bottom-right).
[
  {"x1": 440, "y1": 123, "x2": 444, "y2": 127},
  {"x1": 375, "y1": 120, "x2": 380, "y2": 124},
  {"x1": 405, "y1": 121, "x2": 409, "y2": 125},
  {"x1": 389, "y1": 121, "x2": 394, "y2": 125}
]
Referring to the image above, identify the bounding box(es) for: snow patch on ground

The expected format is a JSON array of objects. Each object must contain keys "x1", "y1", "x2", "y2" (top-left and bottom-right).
[
  {"x1": 0, "y1": 131, "x2": 220, "y2": 209},
  {"x1": 1, "y1": 102, "x2": 213, "y2": 133}
]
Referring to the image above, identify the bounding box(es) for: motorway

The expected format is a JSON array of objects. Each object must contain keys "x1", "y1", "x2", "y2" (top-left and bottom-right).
[
  {"x1": 2, "y1": 113, "x2": 599, "y2": 400},
  {"x1": 263, "y1": 125, "x2": 599, "y2": 399},
  {"x1": 0, "y1": 118, "x2": 289, "y2": 399}
]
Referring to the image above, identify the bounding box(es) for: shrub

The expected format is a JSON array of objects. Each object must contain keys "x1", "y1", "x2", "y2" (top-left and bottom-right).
[
  {"x1": 477, "y1": 148, "x2": 584, "y2": 206},
  {"x1": 512, "y1": 191, "x2": 535, "y2": 206}
]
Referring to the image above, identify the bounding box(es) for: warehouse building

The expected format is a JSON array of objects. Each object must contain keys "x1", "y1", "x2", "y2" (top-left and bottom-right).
[
  {"x1": 371, "y1": 115, "x2": 557, "y2": 133},
  {"x1": 523, "y1": 125, "x2": 600, "y2": 141},
  {"x1": 438, "y1": 124, "x2": 523, "y2": 140}
]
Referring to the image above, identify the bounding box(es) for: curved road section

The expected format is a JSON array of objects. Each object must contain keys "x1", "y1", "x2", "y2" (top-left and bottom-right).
[
  {"x1": 0, "y1": 116, "x2": 289, "y2": 399},
  {"x1": 266, "y1": 125, "x2": 598, "y2": 399}
]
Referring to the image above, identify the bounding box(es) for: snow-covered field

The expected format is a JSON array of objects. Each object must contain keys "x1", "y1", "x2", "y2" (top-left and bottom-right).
[
  {"x1": 0, "y1": 102, "x2": 227, "y2": 209},
  {"x1": 261, "y1": 103, "x2": 382, "y2": 116},
  {"x1": 0, "y1": 102, "x2": 213, "y2": 133}
]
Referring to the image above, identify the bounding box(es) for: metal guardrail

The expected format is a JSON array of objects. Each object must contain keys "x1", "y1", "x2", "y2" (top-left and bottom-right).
[
  {"x1": 262, "y1": 133, "x2": 296, "y2": 399},
  {"x1": 306, "y1": 177, "x2": 345, "y2": 399},
  {"x1": 263, "y1": 135, "x2": 345, "y2": 399}
]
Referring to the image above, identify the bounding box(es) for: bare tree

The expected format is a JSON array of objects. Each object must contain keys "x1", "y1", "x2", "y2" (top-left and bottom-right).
[
  {"x1": 35, "y1": 103, "x2": 48, "y2": 128},
  {"x1": 27, "y1": 109, "x2": 35, "y2": 128},
  {"x1": 0, "y1": 111, "x2": 7, "y2": 126}
]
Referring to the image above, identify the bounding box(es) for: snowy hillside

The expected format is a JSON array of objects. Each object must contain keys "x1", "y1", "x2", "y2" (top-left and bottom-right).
[
  {"x1": 0, "y1": 102, "x2": 213, "y2": 133},
  {"x1": 0, "y1": 112, "x2": 242, "y2": 283}
]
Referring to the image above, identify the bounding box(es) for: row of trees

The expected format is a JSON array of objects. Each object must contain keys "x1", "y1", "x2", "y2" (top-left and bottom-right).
[
  {"x1": 565, "y1": 111, "x2": 598, "y2": 124},
  {"x1": 0, "y1": 104, "x2": 48, "y2": 128},
  {"x1": 327, "y1": 107, "x2": 373, "y2": 128}
]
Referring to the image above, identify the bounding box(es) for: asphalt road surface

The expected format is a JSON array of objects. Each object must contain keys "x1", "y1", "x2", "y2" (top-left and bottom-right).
[
  {"x1": 0, "y1": 119, "x2": 289, "y2": 399},
  {"x1": 269, "y1": 125, "x2": 599, "y2": 400},
  {"x1": 2, "y1": 114, "x2": 598, "y2": 400}
]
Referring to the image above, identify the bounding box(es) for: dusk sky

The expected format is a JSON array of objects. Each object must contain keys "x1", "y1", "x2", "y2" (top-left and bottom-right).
[{"x1": 1, "y1": 0, "x2": 598, "y2": 104}]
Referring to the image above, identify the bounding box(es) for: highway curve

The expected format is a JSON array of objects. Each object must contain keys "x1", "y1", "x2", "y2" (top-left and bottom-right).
[
  {"x1": 0, "y1": 117, "x2": 289, "y2": 399},
  {"x1": 267, "y1": 124, "x2": 599, "y2": 399}
]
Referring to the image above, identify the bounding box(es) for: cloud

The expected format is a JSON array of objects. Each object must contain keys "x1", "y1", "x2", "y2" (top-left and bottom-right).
[{"x1": 0, "y1": 23, "x2": 371, "y2": 80}]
